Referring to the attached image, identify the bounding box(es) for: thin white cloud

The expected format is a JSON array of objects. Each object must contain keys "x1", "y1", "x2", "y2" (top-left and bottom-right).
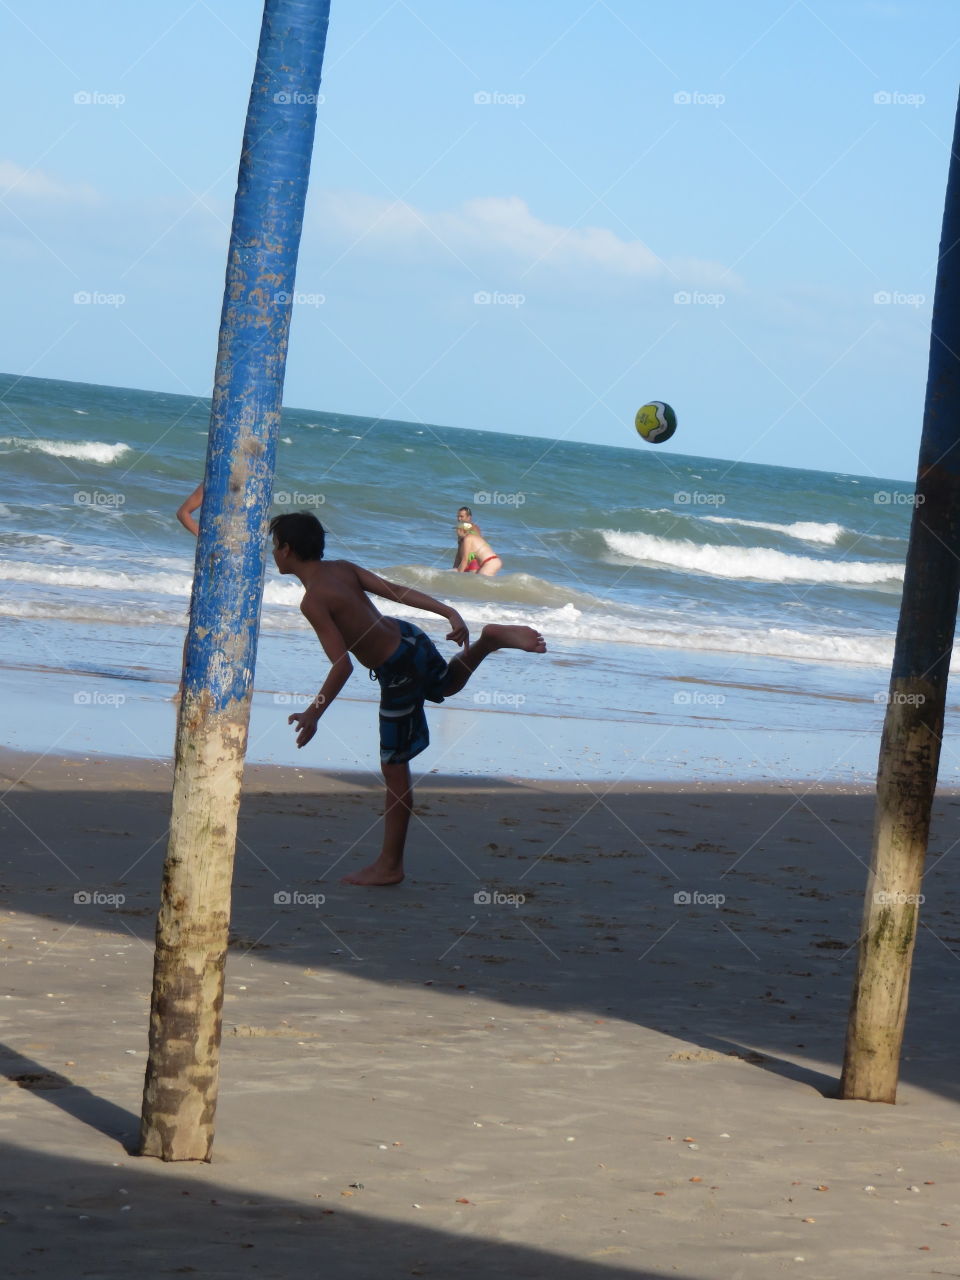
[
  {"x1": 313, "y1": 190, "x2": 736, "y2": 288},
  {"x1": 0, "y1": 161, "x2": 99, "y2": 205}
]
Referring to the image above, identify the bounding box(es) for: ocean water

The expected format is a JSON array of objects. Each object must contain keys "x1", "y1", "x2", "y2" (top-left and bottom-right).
[{"x1": 0, "y1": 371, "x2": 942, "y2": 782}]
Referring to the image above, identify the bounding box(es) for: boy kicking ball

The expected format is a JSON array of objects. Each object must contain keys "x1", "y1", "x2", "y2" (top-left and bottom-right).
[{"x1": 270, "y1": 513, "x2": 546, "y2": 886}]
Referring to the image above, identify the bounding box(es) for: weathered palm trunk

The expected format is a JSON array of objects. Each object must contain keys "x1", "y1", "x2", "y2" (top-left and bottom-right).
[
  {"x1": 841, "y1": 88, "x2": 960, "y2": 1103},
  {"x1": 139, "y1": 0, "x2": 331, "y2": 1161}
]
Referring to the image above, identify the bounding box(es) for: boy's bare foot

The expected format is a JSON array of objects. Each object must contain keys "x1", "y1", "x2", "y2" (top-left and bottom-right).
[
  {"x1": 341, "y1": 860, "x2": 405, "y2": 887},
  {"x1": 480, "y1": 623, "x2": 547, "y2": 653}
]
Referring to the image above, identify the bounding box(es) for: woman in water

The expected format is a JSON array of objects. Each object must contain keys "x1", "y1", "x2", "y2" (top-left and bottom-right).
[{"x1": 453, "y1": 506, "x2": 502, "y2": 576}]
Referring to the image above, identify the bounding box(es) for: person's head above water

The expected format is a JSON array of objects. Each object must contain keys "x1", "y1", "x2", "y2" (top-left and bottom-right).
[
  {"x1": 456, "y1": 506, "x2": 475, "y2": 536},
  {"x1": 270, "y1": 512, "x2": 326, "y2": 565}
]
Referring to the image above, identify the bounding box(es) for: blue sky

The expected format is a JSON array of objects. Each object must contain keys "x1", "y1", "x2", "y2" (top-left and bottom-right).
[{"x1": 1, "y1": 0, "x2": 957, "y2": 479}]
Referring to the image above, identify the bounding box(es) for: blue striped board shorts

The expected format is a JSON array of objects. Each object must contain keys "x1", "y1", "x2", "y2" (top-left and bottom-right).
[{"x1": 372, "y1": 619, "x2": 450, "y2": 765}]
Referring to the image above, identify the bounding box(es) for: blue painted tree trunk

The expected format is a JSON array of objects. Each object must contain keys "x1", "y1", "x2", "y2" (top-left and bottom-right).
[
  {"x1": 842, "y1": 88, "x2": 960, "y2": 1103},
  {"x1": 140, "y1": 0, "x2": 331, "y2": 1161}
]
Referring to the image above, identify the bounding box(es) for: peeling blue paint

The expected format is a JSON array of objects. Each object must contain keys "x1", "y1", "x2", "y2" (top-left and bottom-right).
[{"x1": 184, "y1": 0, "x2": 331, "y2": 711}]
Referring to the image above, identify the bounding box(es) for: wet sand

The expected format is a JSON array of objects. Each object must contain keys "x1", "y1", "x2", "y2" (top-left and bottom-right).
[{"x1": 2, "y1": 747, "x2": 959, "y2": 1279}]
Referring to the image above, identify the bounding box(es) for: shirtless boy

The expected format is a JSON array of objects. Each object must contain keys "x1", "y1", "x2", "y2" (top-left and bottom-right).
[{"x1": 270, "y1": 512, "x2": 545, "y2": 886}]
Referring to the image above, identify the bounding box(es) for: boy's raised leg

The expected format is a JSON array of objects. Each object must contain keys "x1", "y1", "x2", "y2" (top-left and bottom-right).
[
  {"x1": 443, "y1": 623, "x2": 546, "y2": 697},
  {"x1": 341, "y1": 760, "x2": 411, "y2": 886}
]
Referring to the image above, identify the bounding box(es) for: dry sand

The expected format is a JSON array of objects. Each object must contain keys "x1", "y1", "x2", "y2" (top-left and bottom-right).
[{"x1": 1, "y1": 747, "x2": 959, "y2": 1279}]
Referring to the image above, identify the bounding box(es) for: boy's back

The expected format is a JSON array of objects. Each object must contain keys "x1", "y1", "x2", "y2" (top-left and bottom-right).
[{"x1": 297, "y1": 560, "x2": 405, "y2": 669}]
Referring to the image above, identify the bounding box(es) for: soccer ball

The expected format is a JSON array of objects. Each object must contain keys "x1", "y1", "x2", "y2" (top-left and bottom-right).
[{"x1": 635, "y1": 402, "x2": 677, "y2": 444}]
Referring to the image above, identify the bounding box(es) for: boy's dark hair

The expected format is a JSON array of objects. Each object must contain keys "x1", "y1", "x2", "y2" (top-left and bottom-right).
[
  {"x1": 458, "y1": 505, "x2": 473, "y2": 517},
  {"x1": 269, "y1": 512, "x2": 326, "y2": 560}
]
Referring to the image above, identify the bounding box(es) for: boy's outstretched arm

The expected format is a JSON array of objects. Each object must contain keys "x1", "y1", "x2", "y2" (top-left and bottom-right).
[
  {"x1": 353, "y1": 565, "x2": 468, "y2": 646},
  {"x1": 289, "y1": 597, "x2": 354, "y2": 748}
]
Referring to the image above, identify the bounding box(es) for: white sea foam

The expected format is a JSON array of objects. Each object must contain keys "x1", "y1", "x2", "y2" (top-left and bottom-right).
[
  {"x1": 601, "y1": 530, "x2": 903, "y2": 586},
  {"x1": 385, "y1": 600, "x2": 897, "y2": 667},
  {"x1": 0, "y1": 561, "x2": 194, "y2": 596},
  {"x1": 0, "y1": 437, "x2": 131, "y2": 464},
  {"x1": 702, "y1": 516, "x2": 846, "y2": 545},
  {"x1": 0, "y1": 565, "x2": 903, "y2": 669},
  {"x1": 0, "y1": 559, "x2": 303, "y2": 605}
]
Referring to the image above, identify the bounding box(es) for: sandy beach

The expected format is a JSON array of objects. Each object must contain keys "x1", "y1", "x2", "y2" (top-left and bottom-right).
[{"x1": 2, "y1": 747, "x2": 960, "y2": 1278}]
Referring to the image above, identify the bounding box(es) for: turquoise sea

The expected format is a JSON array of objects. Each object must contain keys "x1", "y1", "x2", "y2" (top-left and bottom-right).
[{"x1": 0, "y1": 372, "x2": 945, "y2": 783}]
